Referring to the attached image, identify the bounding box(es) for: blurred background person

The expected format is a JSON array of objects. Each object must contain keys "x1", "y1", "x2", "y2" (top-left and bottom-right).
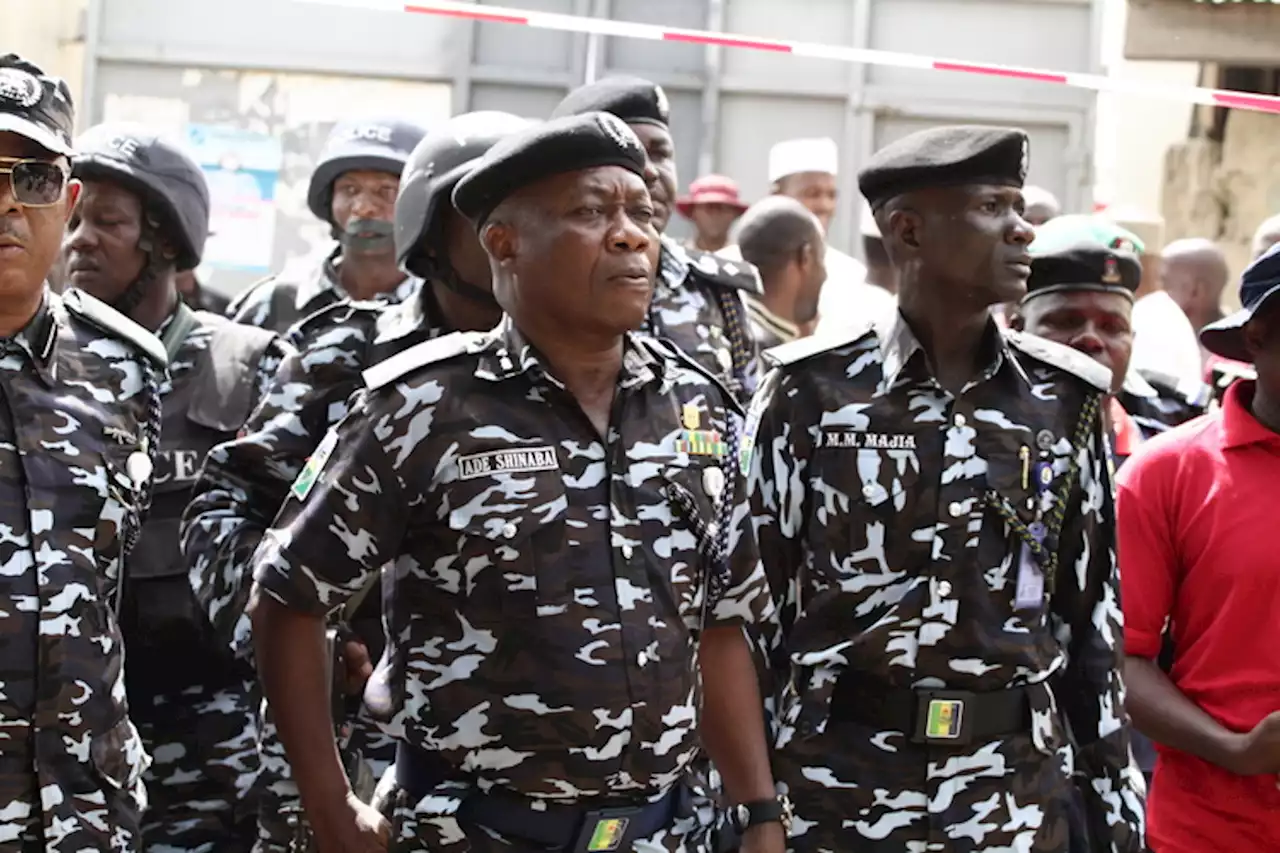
[
  {"x1": 736, "y1": 196, "x2": 826, "y2": 350},
  {"x1": 676, "y1": 173, "x2": 747, "y2": 253},
  {"x1": 1022, "y1": 184, "x2": 1061, "y2": 227}
]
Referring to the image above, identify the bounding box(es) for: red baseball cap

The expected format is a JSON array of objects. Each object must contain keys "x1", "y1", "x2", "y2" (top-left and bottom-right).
[{"x1": 676, "y1": 174, "x2": 748, "y2": 218}]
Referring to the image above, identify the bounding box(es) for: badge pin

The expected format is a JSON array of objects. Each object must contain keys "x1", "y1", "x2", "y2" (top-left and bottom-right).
[
  {"x1": 126, "y1": 451, "x2": 153, "y2": 486},
  {"x1": 1035, "y1": 429, "x2": 1055, "y2": 451},
  {"x1": 681, "y1": 403, "x2": 701, "y2": 431},
  {"x1": 702, "y1": 465, "x2": 726, "y2": 498}
]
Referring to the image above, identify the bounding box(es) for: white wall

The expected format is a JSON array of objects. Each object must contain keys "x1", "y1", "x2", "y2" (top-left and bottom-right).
[{"x1": 1092, "y1": 0, "x2": 1197, "y2": 214}]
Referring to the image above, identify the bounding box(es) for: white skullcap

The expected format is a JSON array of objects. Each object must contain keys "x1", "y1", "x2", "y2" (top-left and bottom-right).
[
  {"x1": 859, "y1": 199, "x2": 880, "y2": 237},
  {"x1": 1022, "y1": 185, "x2": 1059, "y2": 209},
  {"x1": 769, "y1": 137, "x2": 839, "y2": 183}
]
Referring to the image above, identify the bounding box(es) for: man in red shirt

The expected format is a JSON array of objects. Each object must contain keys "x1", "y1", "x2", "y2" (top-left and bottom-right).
[{"x1": 1118, "y1": 242, "x2": 1280, "y2": 852}]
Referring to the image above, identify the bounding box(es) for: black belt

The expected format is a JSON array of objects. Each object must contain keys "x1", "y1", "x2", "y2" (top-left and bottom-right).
[
  {"x1": 830, "y1": 673, "x2": 1034, "y2": 746},
  {"x1": 396, "y1": 743, "x2": 679, "y2": 851}
]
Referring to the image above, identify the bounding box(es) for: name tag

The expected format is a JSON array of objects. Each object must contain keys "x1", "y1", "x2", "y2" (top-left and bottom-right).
[
  {"x1": 457, "y1": 446, "x2": 559, "y2": 480},
  {"x1": 821, "y1": 430, "x2": 917, "y2": 450}
]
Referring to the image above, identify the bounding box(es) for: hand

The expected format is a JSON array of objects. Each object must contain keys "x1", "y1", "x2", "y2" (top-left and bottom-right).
[
  {"x1": 342, "y1": 639, "x2": 373, "y2": 696},
  {"x1": 315, "y1": 792, "x2": 390, "y2": 853},
  {"x1": 738, "y1": 821, "x2": 786, "y2": 853},
  {"x1": 1224, "y1": 711, "x2": 1280, "y2": 776}
]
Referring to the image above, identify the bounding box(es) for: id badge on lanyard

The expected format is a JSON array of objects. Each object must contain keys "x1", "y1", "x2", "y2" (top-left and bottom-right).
[{"x1": 1014, "y1": 460, "x2": 1053, "y2": 611}]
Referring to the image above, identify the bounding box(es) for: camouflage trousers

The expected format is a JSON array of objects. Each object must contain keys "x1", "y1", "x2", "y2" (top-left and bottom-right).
[
  {"x1": 383, "y1": 778, "x2": 717, "y2": 853},
  {"x1": 134, "y1": 679, "x2": 261, "y2": 852},
  {"x1": 775, "y1": 719, "x2": 1087, "y2": 852},
  {"x1": 254, "y1": 702, "x2": 397, "y2": 852},
  {"x1": 0, "y1": 752, "x2": 146, "y2": 853}
]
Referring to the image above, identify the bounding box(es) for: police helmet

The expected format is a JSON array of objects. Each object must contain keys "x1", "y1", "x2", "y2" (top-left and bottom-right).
[
  {"x1": 72, "y1": 123, "x2": 210, "y2": 271},
  {"x1": 307, "y1": 117, "x2": 428, "y2": 224},
  {"x1": 395, "y1": 111, "x2": 531, "y2": 280}
]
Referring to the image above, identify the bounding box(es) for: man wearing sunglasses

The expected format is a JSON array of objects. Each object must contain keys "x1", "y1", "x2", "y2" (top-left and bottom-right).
[
  {"x1": 64, "y1": 123, "x2": 295, "y2": 853},
  {"x1": 0, "y1": 54, "x2": 168, "y2": 850}
]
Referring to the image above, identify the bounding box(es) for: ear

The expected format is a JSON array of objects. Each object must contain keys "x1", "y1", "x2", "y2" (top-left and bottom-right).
[
  {"x1": 888, "y1": 208, "x2": 923, "y2": 252},
  {"x1": 62, "y1": 180, "x2": 82, "y2": 224},
  {"x1": 481, "y1": 221, "x2": 518, "y2": 269}
]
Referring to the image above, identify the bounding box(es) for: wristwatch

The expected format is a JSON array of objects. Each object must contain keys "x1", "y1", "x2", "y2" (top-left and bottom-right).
[{"x1": 729, "y1": 792, "x2": 794, "y2": 834}]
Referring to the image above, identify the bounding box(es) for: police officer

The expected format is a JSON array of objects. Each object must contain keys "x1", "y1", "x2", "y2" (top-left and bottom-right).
[
  {"x1": 738, "y1": 126, "x2": 1146, "y2": 851},
  {"x1": 249, "y1": 112, "x2": 784, "y2": 853},
  {"x1": 227, "y1": 117, "x2": 427, "y2": 332},
  {"x1": 1016, "y1": 216, "x2": 1209, "y2": 440},
  {"x1": 64, "y1": 122, "x2": 294, "y2": 852},
  {"x1": 181, "y1": 111, "x2": 530, "y2": 853},
  {"x1": 0, "y1": 54, "x2": 166, "y2": 850},
  {"x1": 552, "y1": 77, "x2": 763, "y2": 400}
]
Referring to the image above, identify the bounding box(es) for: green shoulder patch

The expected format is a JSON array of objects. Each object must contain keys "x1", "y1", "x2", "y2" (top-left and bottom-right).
[
  {"x1": 362, "y1": 330, "x2": 483, "y2": 391},
  {"x1": 291, "y1": 428, "x2": 339, "y2": 502},
  {"x1": 738, "y1": 373, "x2": 777, "y2": 477},
  {"x1": 62, "y1": 289, "x2": 167, "y2": 368}
]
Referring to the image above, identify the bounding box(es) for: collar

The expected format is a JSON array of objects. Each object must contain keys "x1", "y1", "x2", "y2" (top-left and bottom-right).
[
  {"x1": 1221, "y1": 380, "x2": 1280, "y2": 450},
  {"x1": 2, "y1": 293, "x2": 59, "y2": 385},
  {"x1": 294, "y1": 243, "x2": 345, "y2": 312},
  {"x1": 1121, "y1": 366, "x2": 1158, "y2": 399},
  {"x1": 876, "y1": 310, "x2": 1028, "y2": 394},
  {"x1": 745, "y1": 295, "x2": 801, "y2": 343},
  {"x1": 475, "y1": 316, "x2": 665, "y2": 391},
  {"x1": 658, "y1": 235, "x2": 691, "y2": 292}
]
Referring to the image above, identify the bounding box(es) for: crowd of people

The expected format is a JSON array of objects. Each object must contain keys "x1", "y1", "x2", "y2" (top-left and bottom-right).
[{"x1": 0, "y1": 45, "x2": 1278, "y2": 853}]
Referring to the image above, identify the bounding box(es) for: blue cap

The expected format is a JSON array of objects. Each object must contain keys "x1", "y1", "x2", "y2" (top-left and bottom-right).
[{"x1": 1200, "y1": 241, "x2": 1280, "y2": 362}]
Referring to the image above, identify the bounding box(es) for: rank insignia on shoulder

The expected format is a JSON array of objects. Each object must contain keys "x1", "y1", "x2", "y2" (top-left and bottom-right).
[
  {"x1": 291, "y1": 428, "x2": 339, "y2": 502},
  {"x1": 678, "y1": 429, "x2": 727, "y2": 457}
]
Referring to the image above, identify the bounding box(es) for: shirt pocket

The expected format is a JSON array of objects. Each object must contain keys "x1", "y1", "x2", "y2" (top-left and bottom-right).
[
  {"x1": 444, "y1": 470, "x2": 569, "y2": 623},
  {"x1": 812, "y1": 441, "x2": 923, "y2": 569}
]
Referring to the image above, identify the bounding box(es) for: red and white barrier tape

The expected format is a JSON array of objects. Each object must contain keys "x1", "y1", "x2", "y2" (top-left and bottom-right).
[{"x1": 298, "y1": 0, "x2": 1280, "y2": 116}]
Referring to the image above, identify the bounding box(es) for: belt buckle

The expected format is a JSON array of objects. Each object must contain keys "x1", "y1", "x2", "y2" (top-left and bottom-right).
[
  {"x1": 574, "y1": 806, "x2": 643, "y2": 853},
  {"x1": 911, "y1": 689, "x2": 975, "y2": 746}
]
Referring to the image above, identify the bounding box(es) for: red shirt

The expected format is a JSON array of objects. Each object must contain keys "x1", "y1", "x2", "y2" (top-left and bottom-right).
[{"x1": 1117, "y1": 380, "x2": 1280, "y2": 851}]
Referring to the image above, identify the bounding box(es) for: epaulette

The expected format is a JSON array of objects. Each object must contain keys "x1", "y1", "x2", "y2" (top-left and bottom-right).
[
  {"x1": 287, "y1": 297, "x2": 384, "y2": 347},
  {"x1": 62, "y1": 289, "x2": 166, "y2": 368},
  {"x1": 639, "y1": 336, "x2": 744, "y2": 416},
  {"x1": 1137, "y1": 366, "x2": 1212, "y2": 410},
  {"x1": 683, "y1": 247, "x2": 764, "y2": 296},
  {"x1": 762, "y1": 320, "x2": 875, "y2": 368},
  {"x1": 362, "y1": 330, "x2": 483, "y2": 391},
  {"x1": 224, "y1": 273, "x2": 278, "y2": 317},
  {"x1": 1004, "y1": 329, "x2": 1110, "y2": 392}
]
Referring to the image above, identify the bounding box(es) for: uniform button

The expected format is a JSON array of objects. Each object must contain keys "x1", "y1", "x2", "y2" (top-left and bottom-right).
[
  {"x1": 621, "y1": 544, "x2": 634, "y2": 560},
  {"x1": 953, "y1": 413, "x2": 967, "y2": 428},
  {"x1": 502, "y1": 522, "x2": 518, "y2": 539},
  {"x1": 637, "y1": 650, "x2": 650, "y2": 666},
  {"x1": 862, "y1": 484, "x2": 877, "y2": 498},
  {"x1": 937, "y1": 580, "x2": 953, "y2": 596},
  {"x1": 948, "y1": 501, "x2": 965, "y2": 518}
]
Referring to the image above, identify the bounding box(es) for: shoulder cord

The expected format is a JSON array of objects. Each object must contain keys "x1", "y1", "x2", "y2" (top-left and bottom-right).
[
  {"x1": 712, "y1": 286, "x2": 753, "y2": 400},
  {"x1": 984, "y1": 392, "x2": 1102, "y2": 594}
]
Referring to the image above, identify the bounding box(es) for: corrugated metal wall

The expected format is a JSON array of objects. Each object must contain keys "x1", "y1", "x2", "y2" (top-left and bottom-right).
[{"x1": 87, "y1": 0, "x2": 1101, "y2": 296}]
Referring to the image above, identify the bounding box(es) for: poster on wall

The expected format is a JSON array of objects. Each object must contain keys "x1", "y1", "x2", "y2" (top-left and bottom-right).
[{"x1": 184, "y1": 124, "x2": 283, "y2": 274}]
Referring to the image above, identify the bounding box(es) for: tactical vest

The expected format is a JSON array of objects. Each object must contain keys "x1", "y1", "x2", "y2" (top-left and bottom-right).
[{"x1": 122, "y1": 305, "x2": 278, "y2": 700}]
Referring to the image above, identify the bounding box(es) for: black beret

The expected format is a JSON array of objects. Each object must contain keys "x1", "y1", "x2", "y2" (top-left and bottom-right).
[
  {"x1": 0, "y1": 54, "x2": 75, "y2": 156},
  {"x1": 1023, "y1": 242, "x2": 1141, "y2": 303},
  {"x1": 858, "y1": 125, "x2": 1028, "y2": 209},
  {"x1": 452, "y1": 112, "x2": 648, "y2": 227},
  {"x1": 551, "y1": 75, "x2": 670, "y2": 127}
]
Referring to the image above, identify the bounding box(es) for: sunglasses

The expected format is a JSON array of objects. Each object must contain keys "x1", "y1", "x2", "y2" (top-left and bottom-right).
[{"x1": 0, "y1": 157, "x2": 69, "y2": 207}]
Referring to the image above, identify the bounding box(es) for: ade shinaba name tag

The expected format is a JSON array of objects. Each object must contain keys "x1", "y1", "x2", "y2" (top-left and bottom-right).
[{"x1": 457, "y1": 446, "x2": 559, "y2": 480}]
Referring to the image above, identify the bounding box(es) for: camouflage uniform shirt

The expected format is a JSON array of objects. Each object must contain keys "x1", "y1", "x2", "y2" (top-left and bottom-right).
[
  {"x1": 739, "y1": 312, "x2": 1146, "y2": 852},
  {"x1": 226, "y1": 244, "x2": 420, "y2": 334},
  {"x1": 128, "y1": 307, "x2": 289, "y2": 852},
  {"x1": 252, "y1": 319, "x2": 773, "y2": 851},
  {"x1": 0, "y1": 288, "x2": 165, "y2": 851},
  {"x1": 649, "y1": 237, "x2": 762, "y2": 402},
  {"x1": 182, "y1": 289, "x2": 444, "y2": 852}
]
